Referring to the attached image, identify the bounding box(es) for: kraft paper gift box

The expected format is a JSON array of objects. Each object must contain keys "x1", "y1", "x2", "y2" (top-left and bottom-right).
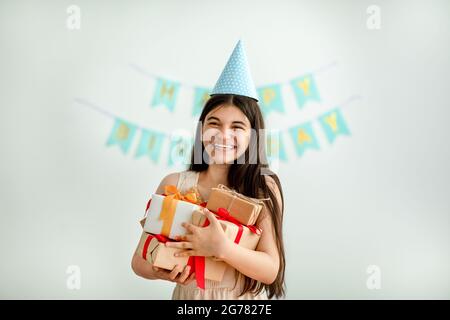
[
  {"x1": 143, "y1": 186, "x2": 202, "y2": 239},
  {"x1": 206, "y1": 184, "x2": 268, "y2": 226},
  {"x1": 137, "y1": 231, "x2": 227, "y2": 283},
  {"x1": 191, "y1": 209, "x2": 262, "y2": 257},
  {"x1": 137, "y1": 231, "x2": 188, "y2": 269}
]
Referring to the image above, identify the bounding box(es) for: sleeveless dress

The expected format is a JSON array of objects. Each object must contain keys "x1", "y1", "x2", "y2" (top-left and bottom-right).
[{"x1": 171, "y1": 170, "x2": 269, "y2": 300}]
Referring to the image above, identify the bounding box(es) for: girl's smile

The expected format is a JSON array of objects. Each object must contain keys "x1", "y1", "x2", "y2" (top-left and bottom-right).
[
  {"x1": 213, "y1": 143, "x2": 236, "y2": 150},
  {"x1": 202, "y1": 104, "x2": 251, "y2": 164}
]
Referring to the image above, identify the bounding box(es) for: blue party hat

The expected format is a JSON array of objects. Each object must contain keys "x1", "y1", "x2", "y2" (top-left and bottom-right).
[{"x1": 210, "y1": 40, "x2": 258, "y2": 101}]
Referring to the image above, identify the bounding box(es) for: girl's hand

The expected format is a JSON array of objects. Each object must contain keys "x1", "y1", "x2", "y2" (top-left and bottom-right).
[
  {"x1": 151, "y1": 264, "x2": 196, "y2": 285},
  {"x1": 165, "y1": 208, "x2": 231, "y2": 259}
]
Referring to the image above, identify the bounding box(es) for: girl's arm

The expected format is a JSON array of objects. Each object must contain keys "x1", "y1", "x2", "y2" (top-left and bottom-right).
[
  {"x1": 218, "y1": 208, "x2": 280, "y2": 284},
  {"x1": 131, "y1": 172, "x2": 195, "y2": 285}
]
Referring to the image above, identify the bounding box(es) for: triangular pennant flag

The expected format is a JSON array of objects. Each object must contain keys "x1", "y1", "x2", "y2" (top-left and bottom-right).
[
  {"x1": 167, "y1": 134, "x2": 193, "y2": 167},
  {"x1": 106, "y1": 118, "x2": 138, "y2": 154},
  {"x1": 135, "y1": 128, "x2": 166, "y2": 163},
  {"x1": 257, "y1": 84, "x2": 285, "y2": 117},
  {"x1": 318, "y1": 108, "x2": 351, "y2": 144},
  {"x1": 151, "y1": 77, "x2": 180, "y2": 112},
  {"x1": 290, "y1": 73, "x2": 320, "y2": 108},
  {"x1": 266, "y1": 130, "x2": 288, "y2": 162},
  {"x1": 192, "y1": 87, "x2": 211, "y2": 117},
  {"x1": 288, "y1": 122, "x2": 320, "y2": 157}
]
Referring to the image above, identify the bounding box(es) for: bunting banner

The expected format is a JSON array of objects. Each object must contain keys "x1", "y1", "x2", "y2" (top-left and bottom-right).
[
  {"x1": 76, "y1": 60, "x2": 357, "y2": 167},
  {"x1": 130, "y1": 61, "x2": 336, "y2": 117},
  {"x1": 82, "y1": 101, "x2": 354, "y2": 166}
]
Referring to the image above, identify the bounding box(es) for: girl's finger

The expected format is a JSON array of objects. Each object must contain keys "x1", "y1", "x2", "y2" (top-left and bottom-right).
[
  {"x1": 183, "y1": 272, "x2": 196, "y2": 285},
  {"x1": 181, "y1": 222, "x2": 201, "y2": 234},
  {"x1": 175, "y1": 234, "x2": 194, "y2": 242},
  {"x1": 203, "y1": 209, "x2": 220, "y2": 227},
  {"x1": 165, "y1": 241, "x2": 193, "y2": 249},
  {"x1": 169, "y1": 264, "x2": 183, "y2": 281},
  {"x1": 177, "y1": 265, "x2": 191, "y2": 283},
  {"x1": 176, "y1": 249, "x2": 198, "y2": 257}
]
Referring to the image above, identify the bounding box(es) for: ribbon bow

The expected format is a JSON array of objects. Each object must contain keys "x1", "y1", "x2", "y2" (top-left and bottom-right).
[
  {"x1": 157, "y1": 185, "x2": 200, "y2": 237},
  {"x1": 144, "y1": 185, "x2": 204, "y2": 216},
  {"x1": 163, "y1": 185, "x2": 198, "y2": 204}
]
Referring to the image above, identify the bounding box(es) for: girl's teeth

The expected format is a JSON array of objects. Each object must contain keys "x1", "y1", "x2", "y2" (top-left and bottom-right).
[{"x1": 214, "y1": 144, "x2": 235, "y2": 149}]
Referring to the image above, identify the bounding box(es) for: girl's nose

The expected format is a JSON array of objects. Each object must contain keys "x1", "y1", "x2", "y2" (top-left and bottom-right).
[{"x1": 215, "y1": 129, "x2": 236, "y2": 143}]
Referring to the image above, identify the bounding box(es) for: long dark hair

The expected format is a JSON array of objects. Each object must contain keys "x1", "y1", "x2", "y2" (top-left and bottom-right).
[{"x1": 188, "y1": 94, "x2": 286, "y2": 299}]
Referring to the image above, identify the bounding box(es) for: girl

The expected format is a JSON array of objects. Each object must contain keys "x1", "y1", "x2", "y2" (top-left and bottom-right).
[{"x1": 132, "y1": 94, "x2": 286, "y2": 299}]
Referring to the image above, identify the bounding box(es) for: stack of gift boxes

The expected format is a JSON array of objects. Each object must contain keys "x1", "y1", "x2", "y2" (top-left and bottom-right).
[{"x1": 136, "y1": 184, "x2": 266, "y2": 289}]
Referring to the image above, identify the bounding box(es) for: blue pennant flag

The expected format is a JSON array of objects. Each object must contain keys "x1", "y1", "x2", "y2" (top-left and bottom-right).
[
  {"x1": 151, "y1": 77, "x2": 180, "y2": 112},
  {"x1": 318, "y1": 108, "x2": 351, "y2": 144},
  {"x1": 106, "y1": 118, "x2": 138, "y2": 154},
  {"x1": 192, "y1": 87, "x2": 211, "y2": 117},
  {"x1": 288, "y1": 122, "x2": 320, "y2": 157},
  {"x1": 266, "y1": 131, "x2": 288, "y2": 162},
  {"x1": 135, "y1": 128, "x2": 166, "y2": 163},
  {"x1": 257, "y1": 84, "x2": 285, "y2": 117},
  {"x1": 167, "y1": 135, "x2": 193, "y2": 167},
  {"x1": 290, "y1": 73, "x2": 320, "y2": 108}
]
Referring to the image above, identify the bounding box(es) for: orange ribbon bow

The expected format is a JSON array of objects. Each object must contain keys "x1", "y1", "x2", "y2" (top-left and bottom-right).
[{"x1": 159, "y1": 185, "x2": 199, "y2": 237}]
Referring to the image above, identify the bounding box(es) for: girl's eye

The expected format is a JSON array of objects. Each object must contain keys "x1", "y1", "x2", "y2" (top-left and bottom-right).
[{"x1": 233, "y1": 126, "x2": 244, "y2": 130}]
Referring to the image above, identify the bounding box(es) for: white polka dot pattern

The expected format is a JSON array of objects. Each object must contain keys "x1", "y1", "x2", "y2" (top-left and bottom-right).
[{"x1": 210, "y1": 40, "x2": 258, "y2": 101}]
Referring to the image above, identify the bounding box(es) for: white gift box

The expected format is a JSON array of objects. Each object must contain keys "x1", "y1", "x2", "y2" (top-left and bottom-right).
[{"x1": 143, "y1": 194, "x2": 201, "y2": 239}]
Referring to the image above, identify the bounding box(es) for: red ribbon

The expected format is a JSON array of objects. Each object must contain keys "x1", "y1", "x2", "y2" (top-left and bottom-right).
[
  {"x1": 187, "y1": 256, "x2": 206, "y2": 290},
  {"x1": 142, "y1": 233, "x2": 170, "y2": 259},
  {"x1": 145, "y1": 198, "x2": 152, "y2": 214},
  {"x1": 215, "y1": 207, "x2": 261, "y2": 235},
  {"x1": 208, "y1": 208, "x2": 243, "y2": 244},
  {"x1": 200, "y1": 207, "x2": 261, "y2": 248},
  {"x1": 183, "y1": 215, "x2": 212, "y2": 290},
  {"x1": 141, "y1": 232, "x2": 206, "y2": 290},
  {"x1": 187, "y1": 208, "x2": 246, "y2": 290},
  {"x1": 188, "y1": 207, "x2": 263, "y2": 289}
]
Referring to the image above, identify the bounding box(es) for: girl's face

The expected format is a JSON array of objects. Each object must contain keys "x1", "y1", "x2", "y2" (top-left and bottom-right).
[{"x1": 202, "y1": 104, "x2": 252, "y2": 165}]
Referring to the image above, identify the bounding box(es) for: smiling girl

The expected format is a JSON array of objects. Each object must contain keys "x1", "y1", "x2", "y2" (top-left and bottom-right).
[
  {"x1": 131, "y1": 41, "x2": 285, "y2": 299},
  {"x1": 132, "y1": 94, "x2": 285, "y2": 299}
]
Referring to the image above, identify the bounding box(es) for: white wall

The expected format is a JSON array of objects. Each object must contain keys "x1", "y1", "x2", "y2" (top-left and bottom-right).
[{"x1": 1, "y1": 0, "x2": 449, "y2": 299}]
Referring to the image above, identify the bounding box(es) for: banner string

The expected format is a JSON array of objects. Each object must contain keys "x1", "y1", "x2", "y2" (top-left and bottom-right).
[
  {"x1": 73, "y1": 93, "x2": 362, "y2": 135},
  {"x1": 73, "y1": 97, "x2": 146, "y2": 131},
  {"x1": 129, "y1": 60, "x2": 338, "y2": 89}
]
